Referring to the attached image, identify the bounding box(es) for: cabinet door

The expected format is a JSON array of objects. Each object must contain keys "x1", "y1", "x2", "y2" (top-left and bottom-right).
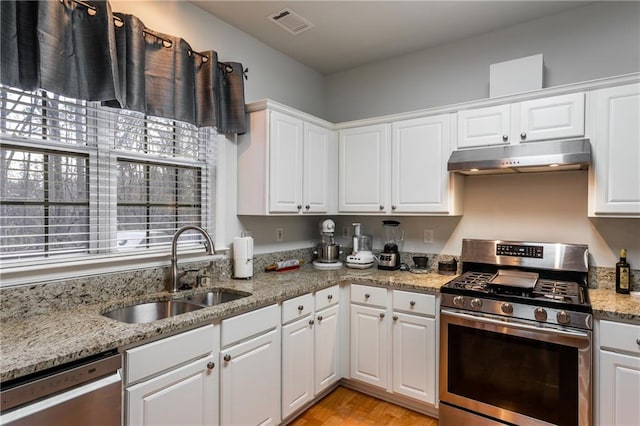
[
  {"x1": 220, "y1": 329, "x2": 280, "y2": 426},
  {"x1": 599, "y1": 350, "x2": 640, "y2": 426},
  {"x1": 282, "y1": 316, "x2": 314, "y2": 419},
  {"x1": 392, "y1": 312, "x2": 436, "y2": 404},
  {"x1": 127, "y1": 354, "x2": 217, "y2": 426},
  {"x1": 339, "y1": 124, "x2": 390, "y2": 212},
  {"x1": 457, "y1": 104, "x2": 510, "y2": 148},
  {"x1": 350, "y1": 304, "x2": 387, "y2": 388},
  {"x1": 315, "y1": 304, "x2": 340, "y2": 394},
  {"x1": 392, "y1": 114, "x2": 451, "y2": 213},
  {"x1": 269, "y1": 111, "x2": 303, "y2": 213},
  {"x1": 590, "y1": 84, "x2": 640, "y2": 215},
  {"x1": 518, "y1": 92, "x2": 584, "y2": 142},
  {"x1": 302, "y1": 122, "x2": 333, "y2": 213}
]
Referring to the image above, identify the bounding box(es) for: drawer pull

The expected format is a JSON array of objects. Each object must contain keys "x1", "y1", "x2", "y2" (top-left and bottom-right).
[
  {"x1": 364, "y1": 293, "x2": 370, "y2": 299},
  {"x1": 409, "y1": 301, "x2": 416, "y2": 307},
  {"x1": 520, "y1": 132, "x2": 527, "y2": 140},
  {"x1": 393, "y1": 315, "x2": 398, "y2": 321},
  {"x1": 636, "y1": 338, "x2": 640, "y2": 346},
  {"x1": 207, "y1": 361, "x2": 215, "y2": 370},
  {"x1": 327, "y1": 294, "x2": 333, "y2": 300},
  {"x1": 502, "y1": 134, "x2": 508, "y2": 141},
  {"x1": 309, "y1": 319, "x2": 315, "y2": 326},
  {"x1": 379, "y1": 313, "x2": 385, "y2": 319},
  {"x1": 224, "y1": 354, "x2": 231, "y2": 362},
  {"x1": 298, "y1": 305, "x2": 304, "y2": 311},
  {"x1": 317, "y1": 315, "x2": 323, "y2": 322}
]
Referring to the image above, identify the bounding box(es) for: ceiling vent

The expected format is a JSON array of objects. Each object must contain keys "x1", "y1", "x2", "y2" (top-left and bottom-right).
[{"x1": 268, "y1": 8, "x2": 314, "y2": 35}]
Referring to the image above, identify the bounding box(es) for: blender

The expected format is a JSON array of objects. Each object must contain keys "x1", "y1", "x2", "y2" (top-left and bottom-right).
[
  {"x1": 377, "y1": 220, "x2": 403, "y2": 270},
  {"x1": 346, "y1": 223, "x2": 375, "y2": 269}
]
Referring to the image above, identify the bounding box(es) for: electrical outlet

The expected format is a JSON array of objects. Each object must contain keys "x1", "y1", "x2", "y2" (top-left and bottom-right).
[
  {"x1": 423, "y1": 229, "x2": 434, "y2": 244},
  {"x1": 342, "y1": 226, "x2": 349, "y2": 238},
  {"x1": 276, "y1": 227, "x2": 284, "y2": 242}
]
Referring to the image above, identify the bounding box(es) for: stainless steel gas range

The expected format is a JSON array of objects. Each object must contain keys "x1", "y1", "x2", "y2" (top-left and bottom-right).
[{"x1": 439, "y1": 239, "x2": 592, "y2": 426}]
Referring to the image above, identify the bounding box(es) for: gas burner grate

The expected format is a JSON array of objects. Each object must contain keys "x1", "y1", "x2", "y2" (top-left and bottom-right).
[
  {"x1": 448, "y1": 271, "x2": 494, "y2": 290},
  {"x1": 534, "y1": 279, "x2": 583, "y2": 303}
]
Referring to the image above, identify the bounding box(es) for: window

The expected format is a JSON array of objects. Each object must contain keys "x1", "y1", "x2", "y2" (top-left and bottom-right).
[{"x1": 0, "y1": 85, "x2": 216, "y2": 269}]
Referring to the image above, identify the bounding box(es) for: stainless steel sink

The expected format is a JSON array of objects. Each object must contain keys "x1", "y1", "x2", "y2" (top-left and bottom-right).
[
  {"x1": 182, "y1": 289, "x2": 251, "y2": 307},
  {"x1": 103, "y1": 300, "x2": 204, "y2": 324}
]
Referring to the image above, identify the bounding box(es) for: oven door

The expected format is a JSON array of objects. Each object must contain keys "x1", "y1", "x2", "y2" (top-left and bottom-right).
[{"x1": 439, "y1": 308, "x2": 591, "y2": 426}]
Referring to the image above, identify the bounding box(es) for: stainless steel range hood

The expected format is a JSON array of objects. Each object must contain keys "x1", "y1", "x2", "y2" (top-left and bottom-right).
[{"x1": 447, "y1": 139, "x2": 591, "y2": 175}]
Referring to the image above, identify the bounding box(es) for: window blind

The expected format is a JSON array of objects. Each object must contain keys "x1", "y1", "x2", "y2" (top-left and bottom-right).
[{"x1": 0, "y1": 85, "x2": 215, "y2": 266}]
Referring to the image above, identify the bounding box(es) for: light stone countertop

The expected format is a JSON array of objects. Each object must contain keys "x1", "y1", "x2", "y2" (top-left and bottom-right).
[{"x1": 1, "y1": 266, "x2": 638, "y2": 383}]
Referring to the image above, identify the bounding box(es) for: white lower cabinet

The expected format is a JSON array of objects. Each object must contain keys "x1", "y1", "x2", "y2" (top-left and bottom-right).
[
  {"x1": 220, "y1": 304, "x2": 281, "y2": 426},
  {"x1": 124, "y1": 325, "x2": 218, "y2": 426},
  {"x1": 597, "y1": 319, "x2": 640, "y2": 426},
  {"x1": 392, "y1": 312, "x2": 436, "y2": 404},
  {"x1": 281, "y1": 287, "x2": 341, "y2": 420},
  {"x1": 350, "y1": 303, "x2": 388, "y2": 388},
  {"x1": 127, "y1": 354, "x2": 218, "y2": 426}
]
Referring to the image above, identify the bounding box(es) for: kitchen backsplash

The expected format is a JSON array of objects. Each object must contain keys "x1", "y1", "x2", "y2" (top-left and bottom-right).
[{"x1": 1, "y1": 248, "x2": 636, "y2": 322}]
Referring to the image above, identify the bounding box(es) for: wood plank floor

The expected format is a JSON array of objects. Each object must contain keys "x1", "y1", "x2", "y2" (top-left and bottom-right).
[{"x1": 288, "y1": 386, "x2": 439, "y2": 426}]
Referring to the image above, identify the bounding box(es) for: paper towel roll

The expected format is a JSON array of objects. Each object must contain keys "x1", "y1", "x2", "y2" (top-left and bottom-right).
[{"x1": 233, "y1": 236, "x2": 254, "y2": 278}]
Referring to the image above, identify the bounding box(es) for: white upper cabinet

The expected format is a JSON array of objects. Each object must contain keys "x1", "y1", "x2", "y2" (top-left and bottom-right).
[
  {"x1": 339, "y1": 124, "x2": 390, "y2": 213},
  {"x1": 457, "y1": 92, "x2": 585, "y2": 148},
  {"x1": 339, "y1": 116, "x2": 462, "y2": 215},
  {"x1": 589, "y1": 83, "x2": 640, "y2": 216},
  {"x1": 457, "y1": 104, "x2": 511, "y2": 148},
  {"x1": 238, "y1": 103, "x2": 337, "y2": 215},
  {"x1": 391, "y1": 114, "x2": 461, "y2": 214}
]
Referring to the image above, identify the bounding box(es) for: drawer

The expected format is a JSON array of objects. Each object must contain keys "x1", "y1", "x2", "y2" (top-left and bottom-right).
[
  {"x1": 350, "y1": 284, "x2": 387, "y2": 307},
  {"x1": 600, "y1": 320, "x2": 640, "y2": 355},
  {"x1": 392, "y1": 290, "x2": 436, "y2": 316},
  {"x1": 282, "y1": 293, "x2": 314, "y2": 324},
  {"x1": 126, "y1": 324, "x2": 214, "y2": 384},
  {"x1": 221, "y1": 304, "x2": 278, "y2": 347},
  {"x1": 315, "y1": 285, "x2": 340, "y2": 311}
]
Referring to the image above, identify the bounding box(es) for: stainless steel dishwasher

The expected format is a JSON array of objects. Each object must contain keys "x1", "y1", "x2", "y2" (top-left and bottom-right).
[{"x1": 1, "y1": 350, "x2": 122, "y2": 426}]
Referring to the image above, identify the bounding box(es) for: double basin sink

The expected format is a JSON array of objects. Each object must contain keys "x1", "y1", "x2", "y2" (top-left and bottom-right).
[{"x1": 103, "y1": 288, "x2": 251, "y2": 324}]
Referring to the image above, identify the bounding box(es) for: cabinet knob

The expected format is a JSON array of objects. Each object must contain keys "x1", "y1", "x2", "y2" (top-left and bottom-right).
[
  {"x1": 224, "y1": 354, "x2": 231, "y2": 362},
  {"x1": 309, "y1": 319, "x2": 315, "y2": 325},
  {"x1": 502, "y1": 134, "x2": 508, "y2": 141},
  {"x1": 409, "y1": 301, "x2": 416, "y2": 307},
  {"x1": 379, "y1": 313, "x2": 385, "y2": 319},
  {"x1": 305, "y1": 205, "x2": 310, "y2": 210},
  {"x1": 364, "y1": 293, "x2": 370, "y2": 299},
  {"x1": 317, "y1": 315, "x2": 323, "y2": 322},
  {"x1": 379, "y1": 205, "x2": 384, "y2": 210},
  {"x1": 520, "y1": 132, "x2": 527, "y2": 140},
  {"x1": 393, "y1": 315, "x2": 398, "y2": 321},
  {"x1": 298, "y1": 305, "x2": 304, "y2": 311},
  {"x1": 207, "y1": 361, "x2": 215, "y2": 370},
  {"x1": 391, "y1": 205, "x2": 397, "y2": 210},
  {"x1": 297, "y1": 204, "x2": 302, "y2": 210},
  {"x1": 327, "y1": 294, "x2": 333, "y2": 300},
  {"x1": 636, "y1": 338, "x2": 640, "y2": 346}
]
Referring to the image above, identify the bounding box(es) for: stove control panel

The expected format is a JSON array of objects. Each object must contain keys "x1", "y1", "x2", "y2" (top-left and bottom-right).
[{"x1": 496, "y1": 244, "x2": 543, "y2": 258}]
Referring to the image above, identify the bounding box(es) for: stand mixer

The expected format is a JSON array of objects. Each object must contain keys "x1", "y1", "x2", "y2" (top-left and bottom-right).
[
  {"x1": 346, "y1": 223, "x2": 375, "y2": 269},
  {"x1": 313, "y1": 219, "x2": 343, "y2": 270}
]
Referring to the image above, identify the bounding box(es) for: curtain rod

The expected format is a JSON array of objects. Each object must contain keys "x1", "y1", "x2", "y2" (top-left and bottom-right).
[{"x1": 66, "y1": 0, "x2": 221, "y2": 65}]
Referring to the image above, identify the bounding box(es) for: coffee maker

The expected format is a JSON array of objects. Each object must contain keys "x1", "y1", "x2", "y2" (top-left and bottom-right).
[{"x1": 377, "y1": 220, "x2": 403, "y2": 270}]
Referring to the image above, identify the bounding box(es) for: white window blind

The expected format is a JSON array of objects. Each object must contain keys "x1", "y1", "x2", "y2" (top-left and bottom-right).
[{"x1": 0, "y1": 85, "x2": 216, "y2": 266}]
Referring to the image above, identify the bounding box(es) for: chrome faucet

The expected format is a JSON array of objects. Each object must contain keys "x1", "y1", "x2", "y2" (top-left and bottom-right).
[{"x1": 170, "y1": 225, "x2": 215, "y2": 293}]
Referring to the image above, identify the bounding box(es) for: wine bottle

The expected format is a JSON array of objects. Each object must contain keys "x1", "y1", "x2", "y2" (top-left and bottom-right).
[{"x1": 615, "y1": 249, "x2": 631, "y2": 294}]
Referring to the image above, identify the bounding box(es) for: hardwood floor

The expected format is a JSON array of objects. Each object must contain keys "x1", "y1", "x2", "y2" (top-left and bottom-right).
[{"x1": 288, "y1": 386, "x2": 439, "y2": 426}]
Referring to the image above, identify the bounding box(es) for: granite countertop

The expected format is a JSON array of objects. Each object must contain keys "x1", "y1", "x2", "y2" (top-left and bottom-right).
[{"x1": 1, "y1": 266, "x2": 638, "y2": 383}]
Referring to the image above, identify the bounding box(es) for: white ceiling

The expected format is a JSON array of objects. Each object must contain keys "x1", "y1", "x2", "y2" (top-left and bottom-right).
[{"x1": 190, "y1": 1, "x2": 592, "y2": 74}]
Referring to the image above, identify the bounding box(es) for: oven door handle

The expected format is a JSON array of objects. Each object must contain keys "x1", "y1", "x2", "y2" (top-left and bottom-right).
[{"x1": 441, "y1": 309, "x2": 590, "y2": 339}]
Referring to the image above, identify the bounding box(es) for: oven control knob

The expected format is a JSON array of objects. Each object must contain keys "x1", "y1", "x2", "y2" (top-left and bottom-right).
[
  {"x1": 501, "y1": 303, "x2": 513, "y2": 315},
  {"x1": 534, "y1": 307, "x2": 547, "y2": 322},
  {"x1": 557, "y1": 310, "x2": 570, "y2": 325},
  {"x1": 470, "y1": 298, "x2": 482, "y2": 309},
  {"x1": 453, "y1": 296, "x2": 464, "y2": 307}
]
